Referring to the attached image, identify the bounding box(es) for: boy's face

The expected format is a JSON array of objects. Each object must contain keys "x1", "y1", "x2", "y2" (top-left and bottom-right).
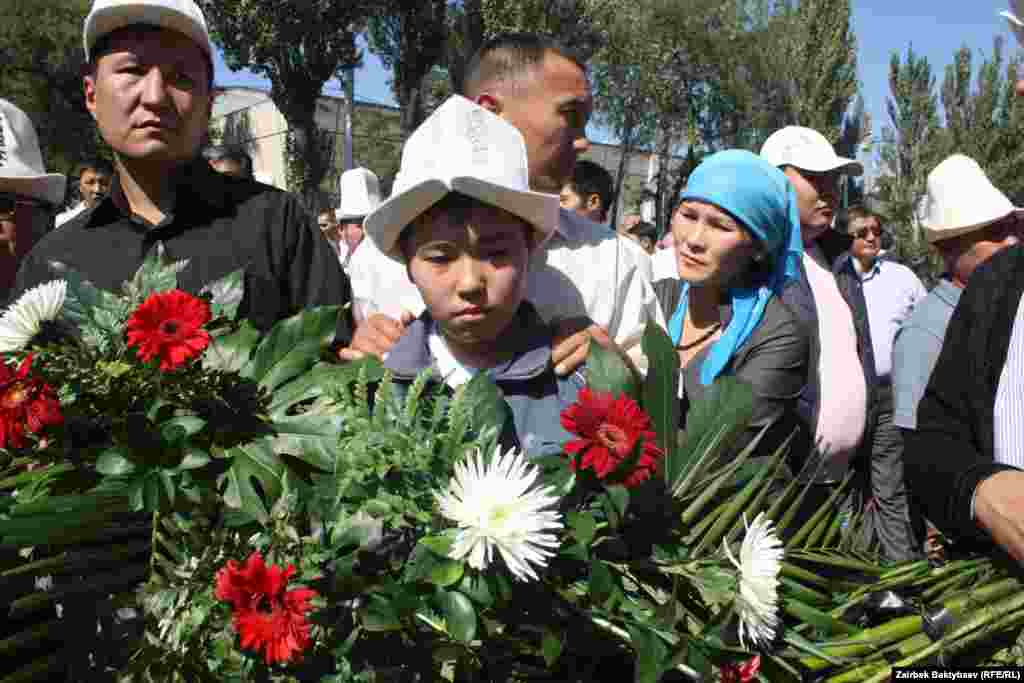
[{"x1": 405, "y1": 203, "x2": 531, "y2": 352}]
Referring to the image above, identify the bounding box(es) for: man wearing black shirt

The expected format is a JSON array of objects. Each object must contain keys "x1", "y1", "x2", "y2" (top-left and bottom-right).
[{"x1": 14, "y1": 0, "x2": 352, "y2": 341}]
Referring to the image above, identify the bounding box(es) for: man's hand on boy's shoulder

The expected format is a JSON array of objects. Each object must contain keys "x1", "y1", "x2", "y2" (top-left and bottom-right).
[
  {"x1": 337, "y1": 310, "x2": 415, "y2": 361},
  {"x1": 552, "y1": 317, "x2": 613, "y2": 376}
]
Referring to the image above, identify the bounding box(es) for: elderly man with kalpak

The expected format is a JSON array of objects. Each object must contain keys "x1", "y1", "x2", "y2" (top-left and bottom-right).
[
  {"x1": 331, "y1": 167, "x2": 380, "y2": 273},
  {"x1": 902, "y1": 4, "x2": 1024, "y2": 565}
]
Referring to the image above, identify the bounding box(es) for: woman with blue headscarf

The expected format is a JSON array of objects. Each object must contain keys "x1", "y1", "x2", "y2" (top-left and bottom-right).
[{"x1": 655, "y1": 150, "x2": 809, "y2": 461}]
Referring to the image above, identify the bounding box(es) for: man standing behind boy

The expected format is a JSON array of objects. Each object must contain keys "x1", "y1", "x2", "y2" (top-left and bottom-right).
[{"x1": 344, "y1": 34, "x2": 657, "y2": 375}]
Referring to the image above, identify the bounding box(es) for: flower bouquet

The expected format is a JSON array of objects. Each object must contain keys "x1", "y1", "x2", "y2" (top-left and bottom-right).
[{"x1": 2, "y1": 250, "x2": 1024, "y2": 682}]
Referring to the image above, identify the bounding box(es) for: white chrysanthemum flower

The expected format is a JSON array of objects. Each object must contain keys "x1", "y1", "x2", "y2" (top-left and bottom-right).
[
  {"x1": 0, "y1": 280, "x2": 67, "y2": 352},
  {"x1": 436, "y1": 446, "x2": 563, "y2": 582},
  {"x1": 723, "y1": 511, "x2": 784, "y2": 649}
]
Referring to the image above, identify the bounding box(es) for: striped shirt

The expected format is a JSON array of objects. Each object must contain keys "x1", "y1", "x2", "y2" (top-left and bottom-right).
[{"x1": 994, "y1": 292, "x2": 1024, "y2": 467}]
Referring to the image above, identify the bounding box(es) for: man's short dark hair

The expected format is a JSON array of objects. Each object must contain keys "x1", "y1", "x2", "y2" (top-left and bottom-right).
[
  {"x1": 568, "y1": 160, "x2": 614, "y2": 216},
  {"x1": 75, "y1": 159, "x2": 114, "y2": 179},
  {"x1": 206, "y1": 146, "x2": 254, "y2": 179},
  {"x1": 461, "y1": 33, "x2": 586, "y2": 97},
  {"x1": 88, "y1": 24, "x2": 215, "y2": 90},
  {"x1": 629, "y1": 221, "x2": 658, "y2": 243}
]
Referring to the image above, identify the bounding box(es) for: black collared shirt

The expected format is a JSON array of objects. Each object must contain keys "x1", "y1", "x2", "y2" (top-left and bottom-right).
[{"x1": 14, "y1": 161, "x2": 353, "y2": 344}]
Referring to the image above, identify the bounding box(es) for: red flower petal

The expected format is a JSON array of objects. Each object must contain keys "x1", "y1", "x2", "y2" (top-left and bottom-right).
[
  {"x1": 215, "y1": 552, "x2": 317, "y2": 665},
  {"x1": 559, "y1": 388, "x2": 665, "y2": 488},
  {"x1": 125, "y1": 290, "x2": 211, "y2": 371}
]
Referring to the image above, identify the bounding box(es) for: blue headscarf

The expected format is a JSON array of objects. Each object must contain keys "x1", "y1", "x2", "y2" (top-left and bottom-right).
[{"x1": 667, "y1": 149, "x2": 803, "y2": 385}]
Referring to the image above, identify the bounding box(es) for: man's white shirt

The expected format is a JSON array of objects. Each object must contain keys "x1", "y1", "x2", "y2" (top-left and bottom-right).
[
  {"x1": 347, "y1": 208, "x2": 663, "y2": 354},
  {"x1": 55, "y1": 202, "x2": 88, "y2": 228}
]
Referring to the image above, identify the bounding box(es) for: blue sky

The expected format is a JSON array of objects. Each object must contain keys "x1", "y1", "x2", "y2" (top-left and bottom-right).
[{"x1": 213, "y1": 2, "x2": 1022, "y2": 155}]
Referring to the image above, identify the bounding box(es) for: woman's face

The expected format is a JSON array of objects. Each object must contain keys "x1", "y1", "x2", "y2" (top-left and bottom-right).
[{"x1": 671, "y1": 200, "x2": 759, "y2": 290}]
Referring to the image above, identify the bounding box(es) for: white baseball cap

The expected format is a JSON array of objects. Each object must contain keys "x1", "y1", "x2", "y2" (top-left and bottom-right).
[
  {"x1": 760, "y1": 126, "x2": 863, "y2": 176},
  {"x1": 364, "y1": 95, "x2": 559, "y2": 262},
  {"x1": 0, "y1": 99, "x2": 66, "y2": 206},
  {"x1": 919, "y1": 154, "x2": 1023, "y2": 244},
  {"x1": 336, "y1": 168, "x2": 382, "y2": 222},
  {"x1": 84, "y1": 0, "x2": 213, "y2": 61}
]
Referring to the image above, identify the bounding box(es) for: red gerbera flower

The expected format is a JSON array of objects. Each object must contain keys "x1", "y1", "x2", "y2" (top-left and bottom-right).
[
  {"x1": 214, "y1": 552, "x2": 318, "y2": 666},
  {"x1": 0, "y1": 354, "x2": 63, "y2": 449},
  {"x1": 125, "y1": 290, "x2": 211, "y2": 371},
  {"x1": 720, "y1": 656, "x2": 761, "y2": 683},
  {"x1": 560, "y1": 387, "x2": 665, "y2": 488}
]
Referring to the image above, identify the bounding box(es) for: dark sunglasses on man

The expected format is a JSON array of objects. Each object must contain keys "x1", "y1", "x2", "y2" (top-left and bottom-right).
[{"x1": 852, "y1": 224, "x2": 883, "y2": 240}]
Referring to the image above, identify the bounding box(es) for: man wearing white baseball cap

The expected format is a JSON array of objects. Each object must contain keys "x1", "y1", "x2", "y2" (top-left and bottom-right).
[
  {"x1": 13, "y1": 0, "x2": 353, "y2": 341},
  {"x1": 0, "y1": 99, "x2": 65, "y2": 301},
  {"x1": 354, "y1": 95, "x2": 584, "y2": 455},
  {"x1": 761, "y1": 126, "x2": 875, "y2": 522}
]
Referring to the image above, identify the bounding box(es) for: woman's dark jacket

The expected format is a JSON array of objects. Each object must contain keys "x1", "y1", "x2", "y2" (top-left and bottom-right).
[{"x1": 653, "y1": 277, "x2": 809, "y2": 462}]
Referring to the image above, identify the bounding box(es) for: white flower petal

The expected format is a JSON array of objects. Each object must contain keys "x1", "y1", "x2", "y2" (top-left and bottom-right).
[
  {"x1": 436, "y1": 446, "x2": 564, "y2": 582},
  {"x1": 0, "y1": 280, "x2": 66, "y2": 352},
  {"x1": 724, "y1": 512, "x2": 784, "y2": 649}
]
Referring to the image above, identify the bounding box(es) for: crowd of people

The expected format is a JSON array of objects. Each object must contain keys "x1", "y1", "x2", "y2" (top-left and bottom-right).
[{"x1": 3, "y1": 0, "x2": 1024, "y2": 570}]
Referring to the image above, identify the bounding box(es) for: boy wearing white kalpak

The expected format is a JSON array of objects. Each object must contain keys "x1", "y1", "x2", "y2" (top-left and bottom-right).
[{"x1": 361, "y1": 96, "x2": 585, "y2": 455}]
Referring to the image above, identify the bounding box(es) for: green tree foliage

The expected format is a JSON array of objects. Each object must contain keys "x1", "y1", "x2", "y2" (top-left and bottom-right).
[
  {"x1": 874, "y1": 46, "x2": 945, "y2": 282},
  {"x1": 941, "y1": 37, "x2": 1024, "y2": 203},
  {"x1": 0, "y1": 0, "x2": 106, "y2": 193},
  {"x1": 480, "y1": 0, "x2": 608, "y2": 60},
  {"x1": 201, "y1": 0, "x2": 374, "y2": 208},
  {"x1": 366, "y1": 0, "x2": 449, "y2": 138},
  {"x1": 771, "y1": 0, "x2": 858, "y2": 142}
]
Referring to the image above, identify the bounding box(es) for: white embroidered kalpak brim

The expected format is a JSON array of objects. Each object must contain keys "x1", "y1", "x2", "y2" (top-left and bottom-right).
[
  {"x1": 364, "y1": 95, "x2": 558, "y2": 262},
  {"x1": 920, "y1": 154, "x2": 1023, "y2": 244},
  {"x1": 0, "y1": 99, "x2": 66, "y2": 205}
]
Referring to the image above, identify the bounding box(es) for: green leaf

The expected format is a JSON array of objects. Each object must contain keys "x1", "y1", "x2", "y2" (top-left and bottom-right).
[
  {"x1": 97, "y1": 360, "x2": 133, "y2": 378},
  {"x1": 590, "y1": 560, "x2": 615, "y2": 604},
  {"x1": 456, "y1": 574, "x2": 494, "y2": 607},
  {"x1": 96, "y1": 448, "x2": 137, "y2": 476},
  {"x1": 542, "y1": 628, "x2": 564, "y2": 667},
  {"x1": 437, "y1": 590, "x2": 477, "y2": 643},
  {"x1": 177, "y1": 450, "x2": 211, "y2": 471},
  {"x1": 267, "y1": 413, "x2": 343, "y2": 471},
  {"x1": 420, "y1": 535, "x2": 455, "y2": 557},
  {"x1": 461, "y1": 372, "x2": 510, "y2": 434},
  {"x1": 360, "y1": 595, "x2": 403, "y2": 632},
  {"x1": 668, "y1": 377, "x2": 755, "y2": 496},
  {"x1": 203, "y1": 321, "x2": 260, "y2": 373},
  {"x1": 56, "y1": 265, "x2": 130, "y2": 349},
  {"x1": 242, "y1": 306, "x2": 341, "y2": 391},
  {"x1": 200, "y1": 268, "x2": 245, "y2": 319},
  {"x1": 586, "y1": 342, "x2": 640, "y2": 400},
  {"x1": 641, "y1": 322, "x2": 680, "y2": 462},
  {"x1": 160, "y1": 416, "x2": 206, "y2": 443},
  {"x1": 267, "y1": 362, "x2": 371, "y2": 418},
  {"x1": 628, "y1": 624, "x2": 669, "y2": 683},
  {"x1": 603, "y1": 485, "x2": 630, "y2": 529},
  {"x1": 429, "y1": 559, "x2": 465, "y2": 588},
  {"x1": 223, "y1": 440, "x2": 284, "y2": 524},
  {"x1": 131, "y1": 242, "x2": 188, "y2": 295},
  {"x1": 568, "y1": 511, "x2": 598, "y2": 547}
]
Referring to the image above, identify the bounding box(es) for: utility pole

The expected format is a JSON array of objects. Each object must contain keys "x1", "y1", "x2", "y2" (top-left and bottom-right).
[{"x1": 343, "y1": 66, "x2": 355, "y2": 171}]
